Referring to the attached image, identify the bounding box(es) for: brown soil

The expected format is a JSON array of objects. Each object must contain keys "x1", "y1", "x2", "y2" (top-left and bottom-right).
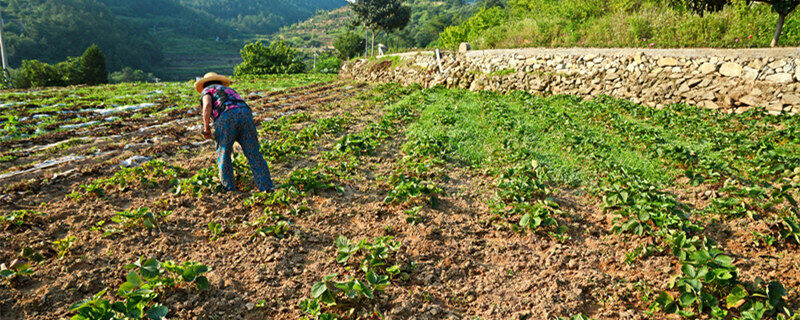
[{"x1": 0, "y1": 80, "x2": 797, "y2": 320}]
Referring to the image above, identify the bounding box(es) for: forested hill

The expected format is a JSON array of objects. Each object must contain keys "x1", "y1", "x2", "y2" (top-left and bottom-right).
[
  {"x1": 0, "y1": 0, "x2": 347, "y2": 75},
  {"x1": 180, "y1": 0, "x2": 347, "y2": 34},
  {"x1": 271, "y1": 0, "x2": 475, "y2": 50}
]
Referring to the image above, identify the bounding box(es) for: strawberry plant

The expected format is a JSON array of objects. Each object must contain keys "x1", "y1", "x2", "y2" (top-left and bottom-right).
[
  {"x1": 173, "y1": 167, "x2": 218, "y2": 197},
  {"x1": 299, "y1": 236, "x2": 407, "y2": 319},
  {"x1": 1, "y1": 209, "x2": 44, "y2": 228},
  {"x1": 779, "y1": 213, "x2": 800, "y2": 244},
  {"x1": 70, "y1": 257, "x2": 210, "y2": 320},
  {"x1": 53, "y1": 235, "x2": 77, "y2": 260},
  {"x1": 287, "y1": 167, "x2": 342, "y2": 194},
  {"x1": 384, "y1": 174, "x2": 442, "y2": 206},
  {"x1": 404, "y1": 206, "x2": 424, "y2": 225},
  {"x1": 249, "y1": 212, "x2": 292, "y2": 239},
  {"x1": 112, "y1": 207, "x2": 171, "y2": 231},
  {"x1": 0, "y1": 262, "x2": 34, "y2": 282}
]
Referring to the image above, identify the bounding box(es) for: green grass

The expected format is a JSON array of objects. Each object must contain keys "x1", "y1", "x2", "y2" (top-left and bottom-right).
[{"x1": 438, "y1": 0, "x2": 800, "y2": 49}]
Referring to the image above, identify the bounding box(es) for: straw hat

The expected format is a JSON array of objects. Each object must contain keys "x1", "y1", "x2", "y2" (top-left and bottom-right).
[{"x1": 194, "y1": 72, "x2": 232, "y2": 93}]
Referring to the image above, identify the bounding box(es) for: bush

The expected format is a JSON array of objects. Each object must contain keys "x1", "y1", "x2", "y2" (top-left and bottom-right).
[
  {"x1": 110, "y1": 67, "x2": 157, "y2": 83},
  {"x1": 14, "y1": 60, "x2": 65, "y2": 88},
  {"x1": 11, "y1": 44, "x2": 109, "y2": 88},
  {"x1": 436, "y1": 7, "x2": 508, "y2": 49},
  {"x1": 234, "y1": 40, "x2": 306, "y2": 76},
  {"x1": 334, "y1": 32, "x2": 366, "y2": 60},
  {"x1": 314, "y1": 56, "x2": 342, "y2": 74}
]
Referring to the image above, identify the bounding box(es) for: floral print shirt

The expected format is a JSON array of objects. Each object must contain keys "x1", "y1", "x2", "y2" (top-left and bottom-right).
[{"x1": 201, "y1": 84, "x2": 249, "y2": 120}]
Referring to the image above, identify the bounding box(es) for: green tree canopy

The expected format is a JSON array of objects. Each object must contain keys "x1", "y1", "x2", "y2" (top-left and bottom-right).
[{"x1": 234, "y1": 40, "x2": 306, "y2": 76}]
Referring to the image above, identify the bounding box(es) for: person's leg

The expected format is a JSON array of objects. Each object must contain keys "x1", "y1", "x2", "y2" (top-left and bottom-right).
[
  {"x1": 215, "y1": 114, "x2": 237, "y2": 191},
  {"x1": 236, "y1": 108, "x2": 274, "y2": 192}
]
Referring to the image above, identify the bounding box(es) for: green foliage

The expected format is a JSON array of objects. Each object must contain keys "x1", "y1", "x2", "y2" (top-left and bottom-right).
[
  {"x1": 109, "y1": 68, "x2": 156, "y2": 83},
  {"x1": 112, "y1": 207, "x2": 171, "y2": 231},
  {"x1": 313, "y1": 56, "x2": 342, "y2": 74},
  {"x1": 447, "y1": 0, "x2": 800, "y2": 49},
  {"x1": 436, "y1": 6, "x2": 508, "y2": 49},
  {"x1": 0, "y1": 262, "x2": 35, "y2": 281},
  {"x1": 53, "y1": 236, "x2": 78, "y2": 260},
  {"x1": 69, "y1": 257, "x2": 210, "y2": 320},
  {"x1": 350, "y1": 0, "x2": 411, "y2": 33},
  {"x1": 234, "y1": 40, "x2": 306, "y2": 76},
  {"x1": 1, "y1": 0, "x2": 162, "y2": 72},
  {"x1": 300, "y1": 236, "x2": 405, "y2": 319},
  {"x1": 12, "y1": 45, "x2": 109, "y2": 88},
  {"x1": 72, "y1": 160, "x2": 186, "y2": 199},
  {"x1": 180, "y1": 0, "x2": 344, "y2": 34},
  {"x1": 1, "y1": 210, "x2": 44, "y2": 227},
  {"x1": 334, "y1": 32, "x2": 366, "y2": 60}
]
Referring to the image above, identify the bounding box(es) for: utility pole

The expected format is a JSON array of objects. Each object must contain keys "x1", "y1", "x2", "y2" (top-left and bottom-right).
[
  {"x1": 0, "y1": 6, "x2": 11, "y2": 88},
  {"x1": 0, "y1": 7, "x2": 9, "y2": 71}
]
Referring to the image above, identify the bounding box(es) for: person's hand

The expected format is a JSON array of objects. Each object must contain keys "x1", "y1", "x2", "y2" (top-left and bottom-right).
[{"x1": 202, "y1": 128, "x2": 213, "y2": 140}]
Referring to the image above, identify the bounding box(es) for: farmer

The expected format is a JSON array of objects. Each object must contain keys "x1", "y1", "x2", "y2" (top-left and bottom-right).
[{"x1": 195, "y1": 72, "x2": 274, "y2": 192}]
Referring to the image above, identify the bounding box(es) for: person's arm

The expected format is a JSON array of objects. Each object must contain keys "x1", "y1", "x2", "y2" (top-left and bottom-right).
[{"x1": 202, "y1": 95, "x2": 213, "y2": 139}]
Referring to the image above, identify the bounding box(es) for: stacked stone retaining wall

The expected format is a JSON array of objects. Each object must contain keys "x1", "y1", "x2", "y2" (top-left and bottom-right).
[{"x1": 340, "y1": 47, "x2": 800, "y2": 115}]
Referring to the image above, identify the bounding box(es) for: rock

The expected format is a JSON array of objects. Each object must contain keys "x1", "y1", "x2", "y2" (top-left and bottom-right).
[
  {"x1": 698, "y1": 63, "x2": 717, "y2": 74},
  {"x1": 719, "y1": 62, "x2": 743, "y2": 77},
  {"x1": 700, "y1": 100, "x2": 720, "y2": 109},
  {"x1": 769, "y1": 60, "x2": 787, "y2": 69},
  {"x1": 657, "y1": 57, "x2": 679, "y2": 67},
  {"x1": 742, "y1": 67, "x2": 759, "y2": 82},
  {"x1": 765, "y1": 73, "x2": 794, "y2": 83},
  {"x1": 782, "y1": 93, "x2": 800, "y2": 105},
  {"x1": 738, "y1": 95, "x2": 761, "y2": 106}
]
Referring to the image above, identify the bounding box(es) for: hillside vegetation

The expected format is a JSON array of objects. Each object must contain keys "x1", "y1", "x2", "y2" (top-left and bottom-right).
[
  {"x1": 0, "y1": 0, "x2": 347, "y2": 78},
  {"x1": 437, "y1": 0, "x2": 800, "y2": 49},
  {"x1": 271, "y1": 0, "x2": 476, "y2": 50}
]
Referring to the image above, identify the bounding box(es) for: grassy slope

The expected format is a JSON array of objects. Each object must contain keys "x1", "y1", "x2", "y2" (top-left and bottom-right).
[{"x1": 446, "y1": 0, "x2": 800, "y2": 50}]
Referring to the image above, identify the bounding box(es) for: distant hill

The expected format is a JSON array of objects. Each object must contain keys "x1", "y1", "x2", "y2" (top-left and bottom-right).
[
  {"x1": 0, "y1": 0, "x2": 348, "y2": 79},
  {"x1": 270, "y1": 0, "x2": 476, "y2": 51},
  {"x1": 1, "y1": 0, "x2": 162, "y2": 72},
  {"x1": 179, "y1": 0, "x2": 347, "y2": 34}
]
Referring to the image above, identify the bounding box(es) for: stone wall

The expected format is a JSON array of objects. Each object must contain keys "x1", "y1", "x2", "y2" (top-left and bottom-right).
[{"x1": 340, "y1": 47, "x2": 800, "y2": 115}]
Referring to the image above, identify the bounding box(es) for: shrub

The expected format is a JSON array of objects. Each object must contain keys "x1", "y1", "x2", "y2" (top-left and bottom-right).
[
  {"x1": 435, "y1": 7, "x2": 508, "y2": 49},
  {"x1": 334, "y1": 32, "x2": 366, "y2": 60},
  {"x1": 314, "y1": 56, "x2": 342, "y2": 74},
  {"x1": 234, "y1": 40, "x2": 305, "y2": 76},
  {"x1": 11, "y1": 44, "x2": 108, "y2": 88},
  {"x1": 110, "y1": 67, "x2": 156, "y2": 83}
]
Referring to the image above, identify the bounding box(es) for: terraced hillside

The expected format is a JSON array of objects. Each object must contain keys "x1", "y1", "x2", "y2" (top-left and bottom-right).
[{"x1": 0, "y1": 75, "x2": 799, "y2": 320}]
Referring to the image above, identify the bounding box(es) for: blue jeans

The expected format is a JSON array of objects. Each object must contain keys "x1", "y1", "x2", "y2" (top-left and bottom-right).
[{"x1": 213, "y1": 107, "x2": 274, "y2": 192}]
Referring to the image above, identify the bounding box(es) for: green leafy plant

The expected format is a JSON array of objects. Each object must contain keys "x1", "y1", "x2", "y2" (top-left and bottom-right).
[
  {"x1": 0, "y1": 262, "x2": 34, "y2": 281},
  {"x1": 70, "y1": 257, "x2": 210, "y2": 320},
  {"x1": 299, "y1": 236, "x2": 406, "y2": 319},
  {"x1": 112, "y1": 207, "x2": 171, "y2": 231},
  {"x1": 53, "y1": 236, "x2": 77, "y2": 260},
  {"x1": 1, "y1": 210, "x2": 44, "y2": 228}
]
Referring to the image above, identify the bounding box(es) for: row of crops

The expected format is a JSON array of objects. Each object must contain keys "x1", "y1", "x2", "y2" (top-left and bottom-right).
[{"x1": 1, "y1": 78, "x2": 798, "y2": 319}]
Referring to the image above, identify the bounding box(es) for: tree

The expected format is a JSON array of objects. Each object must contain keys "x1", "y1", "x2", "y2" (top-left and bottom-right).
[
  {"x1": 350, "y1": 0, "x2": 411, "y2": 56},
  {"x1": 757, "y1": 0, "x2": 800, "y2": 47},
  {"x1": 234, "y1": 40, "x2": 306, "y2": 76},
  {"x1": 79, "y1": 45, "x2": 108, "y2": 85},
  {"x1": 334, "y1": 33, "x2": 367, "y2": 60}
]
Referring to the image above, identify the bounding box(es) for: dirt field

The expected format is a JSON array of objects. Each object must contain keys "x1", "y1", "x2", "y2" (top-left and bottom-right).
[{"x1": 1, "y1": 76, "x2": 798, "y2": 320}]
